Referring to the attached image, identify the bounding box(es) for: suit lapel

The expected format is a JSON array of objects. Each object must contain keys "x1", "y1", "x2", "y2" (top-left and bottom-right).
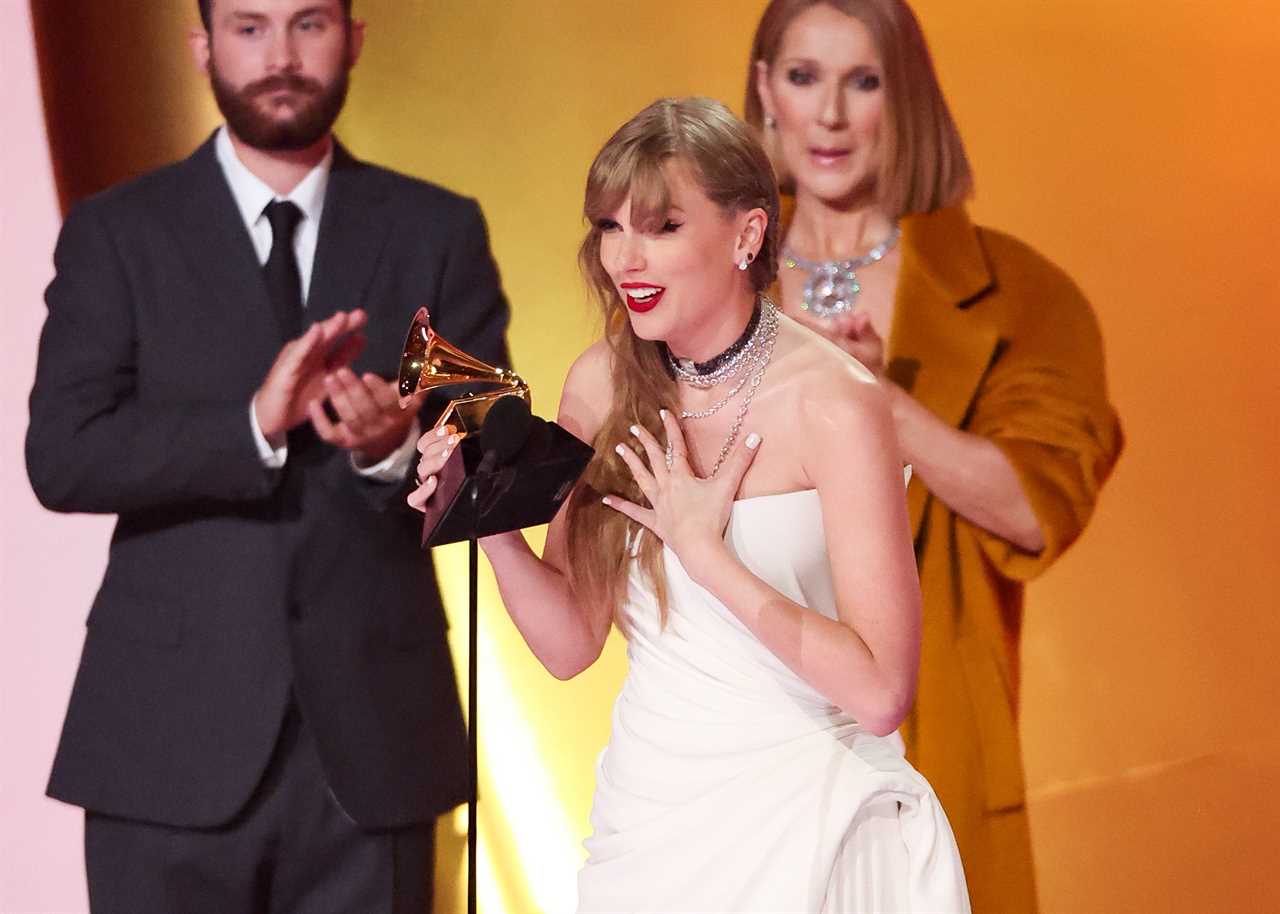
[
  {"x1": 886, "y1": 207, "x2": 998, "y2": 541},
  {"x1": 170, "y1": 135, "x2": 285, "y2": 348},
  {"x1": 306, "y1": 143, "x2": 394, "y2": 326}
]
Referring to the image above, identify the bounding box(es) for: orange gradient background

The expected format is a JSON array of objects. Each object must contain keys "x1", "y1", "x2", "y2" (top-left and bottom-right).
[{"x1": 4, "y1": 1, "x2": 1278, "y2": 912}]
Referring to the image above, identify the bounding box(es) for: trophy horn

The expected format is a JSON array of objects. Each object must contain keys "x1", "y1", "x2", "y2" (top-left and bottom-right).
[{"x1": 398, "y1": 306, "x2": 529, "y2": 432}]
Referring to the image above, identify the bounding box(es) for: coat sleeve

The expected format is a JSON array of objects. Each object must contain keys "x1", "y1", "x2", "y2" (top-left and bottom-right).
[
  {"x1": 964, "y1": 241, "x2": 1124, "y2": 581},
  {"x1": 25, "y1": 201, "x2": 279, "y2": 515}
]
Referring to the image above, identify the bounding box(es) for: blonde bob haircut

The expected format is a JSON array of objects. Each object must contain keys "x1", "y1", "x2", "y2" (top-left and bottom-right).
[
  {"x1": 744, "y1": 0, "x2": 974, "y2": 217},
  {"x1": 566, "y1": 97, "x2": 780, "y2": 625}
]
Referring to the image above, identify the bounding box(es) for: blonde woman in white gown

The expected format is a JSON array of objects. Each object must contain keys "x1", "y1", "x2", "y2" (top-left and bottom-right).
[{"x1": 409, "y1": 97, "x2": 969, "y2": 913}]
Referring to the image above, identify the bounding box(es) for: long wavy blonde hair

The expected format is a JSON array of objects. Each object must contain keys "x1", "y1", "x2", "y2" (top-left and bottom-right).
[{"x1": 564, "y1": 97, "x2": 780, "y2": 625}]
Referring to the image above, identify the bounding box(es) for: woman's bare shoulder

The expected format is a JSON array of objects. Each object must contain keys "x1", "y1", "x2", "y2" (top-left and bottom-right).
[
  {"x1": 558, "y1": 338, "x2": 615, "y2": 443},
  {"x1": 770, "y1": 316, "x2": 885, "y2": 416},
  {"x1": 565, "y1": 337, "x2": 613, "y2": 386},
  {"x1": 762, "y1": 318, "x2": 898, "y2": 494}
]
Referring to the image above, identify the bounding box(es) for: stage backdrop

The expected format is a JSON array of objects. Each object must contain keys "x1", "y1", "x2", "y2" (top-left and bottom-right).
[{"x1": 5, "y1": 1, "x2": 1278, "y2": 912}]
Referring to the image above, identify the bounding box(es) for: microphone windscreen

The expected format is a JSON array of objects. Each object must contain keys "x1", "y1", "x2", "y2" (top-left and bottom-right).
[{"x1": 480, "y1": 395, "x2": 534, "y2": 465}]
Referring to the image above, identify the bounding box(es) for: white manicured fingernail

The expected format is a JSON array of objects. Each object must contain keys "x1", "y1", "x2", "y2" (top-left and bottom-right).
[
  {"x1": 745, "y1": 433, "x2": 761, "y2": 450},
  {"x1": 601, "y1": 496, "x2": 612, "y2": 506},
  {"x1": 659, "y1": 409, "x2": 668, "y2": 420},
  {"x1": 615, "y1": 444, "x2": 626, "y2": 456},
  {"x1": 629, "y1": 425, "x2": 640, "y2": 436}
]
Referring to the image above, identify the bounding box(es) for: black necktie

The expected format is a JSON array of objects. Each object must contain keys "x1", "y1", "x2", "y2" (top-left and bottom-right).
[{"x1": 262, "y1": 200, "x2": 304, "y2": 339}]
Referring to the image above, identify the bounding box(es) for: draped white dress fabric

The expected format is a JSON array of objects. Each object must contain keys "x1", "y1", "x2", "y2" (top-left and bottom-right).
[{"x1": 577, "y1": 489, "x2": 970, "y2": 913}]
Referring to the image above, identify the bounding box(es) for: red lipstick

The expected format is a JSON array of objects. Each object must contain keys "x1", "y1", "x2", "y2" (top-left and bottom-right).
[{"x1": 620, "y1": 282, "x2": 666, "y2": 314}]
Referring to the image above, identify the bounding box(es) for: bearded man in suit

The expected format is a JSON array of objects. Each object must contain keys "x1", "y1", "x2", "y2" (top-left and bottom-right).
[{"x1": 25, "y1": 1, "x2": 509, "y2": 909}]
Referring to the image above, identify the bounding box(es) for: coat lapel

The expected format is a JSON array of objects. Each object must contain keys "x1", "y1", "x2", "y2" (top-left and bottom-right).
[
  {"x1": 305, "y1": 143, "x2": 394, "y2": 326},
  {"x1": 887, "y1": 207, "x2": 998, "y2": 541},
  {"x1": 170, "y1": 135, "x2": 285, "y2": 351}
]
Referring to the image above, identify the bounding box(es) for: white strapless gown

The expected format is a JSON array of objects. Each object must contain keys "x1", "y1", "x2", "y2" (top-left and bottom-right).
[{"x1": 577, "y1": 489, "x2": 970, "y2": 913}]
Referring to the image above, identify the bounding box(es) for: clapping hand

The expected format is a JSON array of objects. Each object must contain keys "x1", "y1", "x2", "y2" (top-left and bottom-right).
[
  {"x1": 309, "y1": 370, "x2": 426, "y2": 466},
  {"x1": 604, "y1": 410, "x2": 762, "y2": 578},
  {"x1": 252, "y1": 310, "x2": 368, "y2": 442}
]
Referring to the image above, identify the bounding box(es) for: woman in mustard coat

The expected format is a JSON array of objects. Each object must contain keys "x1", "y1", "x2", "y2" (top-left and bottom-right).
[{"x1": 746, "y1": 1, "x2": 1123, "y2": 910}]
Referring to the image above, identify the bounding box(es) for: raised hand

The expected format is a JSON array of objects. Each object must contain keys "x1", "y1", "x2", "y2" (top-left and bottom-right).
[
  {"x1": 252, "y1": 309, "x2": 368, "y2": 441},
  {"x1": 603, "y1": 409, "x2": 761, "y2": 578}
]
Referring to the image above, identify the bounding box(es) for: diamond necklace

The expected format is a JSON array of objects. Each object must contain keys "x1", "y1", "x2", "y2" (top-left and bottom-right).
[
  {"x1": 782, "y1": 225, "x2": 900, "y2": 319},
  {"x1": 664, "y1": 298, "x2": 764, "y2": 390},
  {"x1": 663, "y1": 299, "x2": 762, "y2": 389},
  {"x1": 666, "y1": 297, "x2": 780, "y2": 477},
  {"x1": 678, "y1": 300, "x2": 777, "y2": 420}
]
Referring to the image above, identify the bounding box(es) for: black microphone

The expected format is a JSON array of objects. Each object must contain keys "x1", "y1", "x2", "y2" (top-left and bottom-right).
[{"x1": 476, "y1": 395, "x2": 535, "y2": 476}]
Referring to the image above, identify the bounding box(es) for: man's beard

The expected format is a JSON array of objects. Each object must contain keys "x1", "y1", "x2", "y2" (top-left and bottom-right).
[{"x1": 210, "y1": 59, "x2": 349, "y2": 151}]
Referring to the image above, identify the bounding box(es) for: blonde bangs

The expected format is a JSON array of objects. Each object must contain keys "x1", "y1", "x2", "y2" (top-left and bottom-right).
[{"x1": 584, "y1": 144, "x2": 675, "y2": 234}]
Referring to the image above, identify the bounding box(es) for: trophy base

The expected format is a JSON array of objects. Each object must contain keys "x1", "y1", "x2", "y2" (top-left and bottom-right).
[{"x1": 420, "y1": 421, "x2": 593, "y2": 547}]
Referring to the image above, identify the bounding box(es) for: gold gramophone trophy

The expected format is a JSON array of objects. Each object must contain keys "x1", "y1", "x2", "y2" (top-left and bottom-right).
[
  {"x1": 396, "y1": 304, "x2": 592, "y2": 547},
  {"x1": 397, "y1": 305, "x2": 529, "y2": 432}
]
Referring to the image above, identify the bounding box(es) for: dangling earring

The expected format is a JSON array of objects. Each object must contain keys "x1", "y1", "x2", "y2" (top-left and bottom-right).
[{"x1": 764, "y1": 114, "x2": 777, "y2": 129}]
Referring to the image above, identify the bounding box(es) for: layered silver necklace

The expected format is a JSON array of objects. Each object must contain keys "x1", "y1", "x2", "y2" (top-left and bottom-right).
[
  {"x1": 782, "y1": 225, "x2": 900, "y2": 319},
  {"x1": 663, "y1": 296, "x2": 780, "y2": 477}
]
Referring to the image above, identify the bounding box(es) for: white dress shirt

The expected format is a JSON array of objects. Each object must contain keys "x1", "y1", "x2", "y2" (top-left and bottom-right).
[{"x1": 215, "y1": 127, "x2": 419, "y2": 482}]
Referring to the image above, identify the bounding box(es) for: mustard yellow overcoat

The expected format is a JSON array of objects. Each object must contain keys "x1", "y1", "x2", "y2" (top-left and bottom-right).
[{"x1": 776, "y1": 205, "x2": 1123, "y2": 913}]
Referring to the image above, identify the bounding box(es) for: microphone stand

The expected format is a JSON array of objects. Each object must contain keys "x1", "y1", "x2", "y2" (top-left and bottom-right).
[
  {"x1": 468, "y1": 498, "x2": 479, "y2": 914},
  {"x1": 417, "y1": 423, "x2": 592, "y2": 914},
  {"x1": 466, "y1": 455, "x2": 492, "y2": 914}
]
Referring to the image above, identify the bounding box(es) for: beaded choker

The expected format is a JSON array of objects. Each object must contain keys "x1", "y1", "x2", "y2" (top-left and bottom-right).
[
  {"x1": 664, "y1": 298, "x2": 764, "y2": 389},
  {"x1": 662, "y1": 297, "x2": 780, "y2": 477}
]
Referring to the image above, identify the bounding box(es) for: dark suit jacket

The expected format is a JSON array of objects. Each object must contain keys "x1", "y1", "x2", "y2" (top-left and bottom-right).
[{"x1": 26, "y1": 134, "x2": 510, "y2": 830}]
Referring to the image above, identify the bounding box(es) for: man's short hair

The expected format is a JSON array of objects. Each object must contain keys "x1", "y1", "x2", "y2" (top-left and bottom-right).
[{"x1": 198, "y1": 0, "x2": 354, "y2": 31}]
